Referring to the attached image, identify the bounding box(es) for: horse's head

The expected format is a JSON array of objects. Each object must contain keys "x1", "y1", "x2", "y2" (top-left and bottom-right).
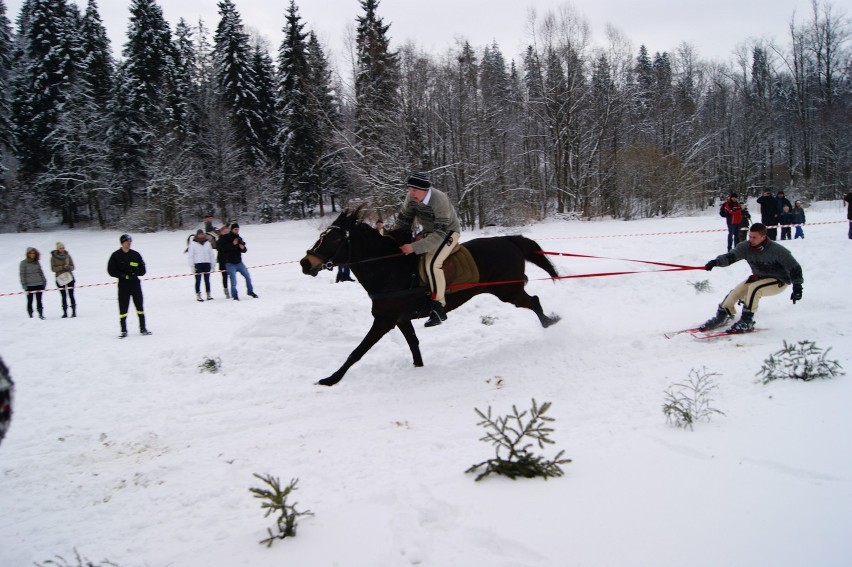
[{"x1": 300, "y1": 210, "x2": 358, "y2": 276}]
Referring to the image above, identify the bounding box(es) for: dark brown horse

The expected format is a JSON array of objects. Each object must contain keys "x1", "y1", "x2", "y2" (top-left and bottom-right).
[{"x1": 300, "y1": 209, "x2": 560, "y2": 386}]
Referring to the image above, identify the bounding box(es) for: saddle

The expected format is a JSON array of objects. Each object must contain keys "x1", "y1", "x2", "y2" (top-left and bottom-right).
[{"x1": 417, "y1": 244, "x2": 480, "y2": 293}]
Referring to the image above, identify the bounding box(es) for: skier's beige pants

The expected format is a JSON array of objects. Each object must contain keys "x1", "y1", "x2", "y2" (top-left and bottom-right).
[{"x1": 721, "y1": 277, "x2": 787, "y2": 315}]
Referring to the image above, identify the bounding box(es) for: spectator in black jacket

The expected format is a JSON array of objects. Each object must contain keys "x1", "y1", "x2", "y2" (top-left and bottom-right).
[
  {"x1": 845, "y1": 192, "x2": 852, "y2": 239},
  {"x1": 107, "y1": 234, "x2": 151, "y2": 337},
  {"x1": 756, "y1": 189, "x2": 779, "y2": 240},
  {"x1": 217, "y1": 223, "x2": 258, "y2": 301}
]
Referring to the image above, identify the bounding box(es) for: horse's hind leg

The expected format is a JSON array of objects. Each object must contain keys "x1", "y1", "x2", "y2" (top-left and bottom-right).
[
  {"x1": 397, "y1": 319, "x2": 424, "y2": 367},
  {"x1": 496, "y1": 286, "x2": 561, "y2": 328}
]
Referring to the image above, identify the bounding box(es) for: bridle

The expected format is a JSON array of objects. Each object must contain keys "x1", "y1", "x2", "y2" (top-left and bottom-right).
[
  {"x1": 306, "y1": 225, "x2": 350, "y2": 271},
  {"x1": 306, "y1": 222, "x2": 407, "y2": 271}
]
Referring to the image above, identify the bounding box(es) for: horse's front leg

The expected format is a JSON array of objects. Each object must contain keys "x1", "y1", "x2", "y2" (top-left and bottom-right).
[
  {"x1": 318, "y1": 317, "x2": 397, "y2": 386},
  {"x1": 396, "y1": 318, "x2": 423, "y2": 367}
]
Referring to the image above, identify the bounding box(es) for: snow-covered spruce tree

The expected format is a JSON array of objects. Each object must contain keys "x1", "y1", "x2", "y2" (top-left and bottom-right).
[
  {"x1": 276, "y1": 0, "x2": 314, "y2": 218},
  {"x1": 249, "y1": 43, "x2": 278, "y2": 167},
  {"x1": 41, "y1": 0, "x2": 115, "y2": 228},
  {"x1": 305, "y1": 30, "x2": 348, "y2": 218},
  {"x1": 0, "y1": 0, "x2": 13, "y2": 212},
  {"x1": 11, "y1": 0, "x2": 76, "y2": 197},
  {"x1": 112, "y1": 0, "x2": 182, "y2": 223},
  {"x1": 352, "y1": 0, "x2": 406, "y2": 204}
]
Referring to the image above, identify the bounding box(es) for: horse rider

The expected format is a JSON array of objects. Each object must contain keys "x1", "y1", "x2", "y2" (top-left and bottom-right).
[{"x1": 396, "y1": 172, "x2": 461, "y2": 327}]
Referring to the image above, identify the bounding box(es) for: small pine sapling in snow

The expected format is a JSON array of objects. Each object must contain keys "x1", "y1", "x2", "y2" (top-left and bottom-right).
[
  {"x1": 250, "y1": 474, "x2": 313, "y2": 547},
  {"x1": 663, "y1": 367, "x2": 725, "y2": 431},
  {"x1": 756, "y1": 340, "x2": 844, "y2": 384},
  {"x1": 466, "y1": 399, "x2": 571, "y2": 481}
]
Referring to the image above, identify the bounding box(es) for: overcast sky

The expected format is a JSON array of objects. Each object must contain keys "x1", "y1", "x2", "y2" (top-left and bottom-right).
[{"x1": 5, "y1": 0, "x2": 818, "y2": 66}]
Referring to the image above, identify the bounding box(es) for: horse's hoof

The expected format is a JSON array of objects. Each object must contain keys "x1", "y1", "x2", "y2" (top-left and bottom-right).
[
  {"x1": 542, "y1": 315, "x2": 561, "y2": 328},
  {"x1": 317, "y1": 376, "x2": 341, "y2": 387}
]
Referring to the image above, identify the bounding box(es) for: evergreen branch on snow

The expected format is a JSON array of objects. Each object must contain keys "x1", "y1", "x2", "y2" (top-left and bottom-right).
[
  {"x1": 663, "y1": 367, "x2": 725, "y2": 430},
  {"x1": 756, "y1": 340, "x2": 844, "y2": 384},
  {"x1": 249, "y1": 474, "x2": 313, "y2": 547},
  {"x1": 466, "y1": 399, "x2": 571, "y2": 481}
]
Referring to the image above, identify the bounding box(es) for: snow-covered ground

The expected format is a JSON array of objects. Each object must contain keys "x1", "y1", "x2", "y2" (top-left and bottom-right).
[{"x1": 1, "y1": 200, "x2": 850, "y2": 567}]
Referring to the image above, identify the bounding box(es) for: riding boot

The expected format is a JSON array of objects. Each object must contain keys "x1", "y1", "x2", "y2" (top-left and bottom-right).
[
  {"x1": 62, "y1": 307, "x2": 68, "y2": 318},
  {"x1": 424, "y1": 301, "x2": 447, "y2": 327},
  {"x1": 139, "y1": 314, "x2": 151, "y2": 335}
]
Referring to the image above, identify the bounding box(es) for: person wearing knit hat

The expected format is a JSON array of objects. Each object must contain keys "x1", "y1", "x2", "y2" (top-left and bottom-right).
[
  {"x1": 397, "y1": 172, "x2": 461, "y2": 327},
  {"x1": 50, "y1": 242, "x2": 77, "y2": 318},
  {"x1": 107, "y1": 234, "x2": 151, "y2": 337}
]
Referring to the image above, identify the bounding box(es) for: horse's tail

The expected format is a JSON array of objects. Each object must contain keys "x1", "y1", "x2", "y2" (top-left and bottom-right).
[{"x1": 506, "y1": 235, "x2": 559, "y2": 279}]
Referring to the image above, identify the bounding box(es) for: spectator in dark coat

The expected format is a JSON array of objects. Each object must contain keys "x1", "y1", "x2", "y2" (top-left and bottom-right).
[
  {"x1": 756, "y1": 189, "x2": 779, "y2": 240},
  {"x1": 845, "y1": 192, "x2": 852, "y2": 239},
  {"x1": 217, "y1": 223, "x2": 258, "y2": 301},
  {"x1": 775, "y1": 191, "x2": 793, "y2": 216},
  {"x1": 778, "y1": 205, "x2": 795, "y2": 240},
  {"x1": 107, "y1": 234, "x2": 151, "y2": 337}
]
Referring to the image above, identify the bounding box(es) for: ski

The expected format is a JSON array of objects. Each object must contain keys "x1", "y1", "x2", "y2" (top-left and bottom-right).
[
  {"x1": 663, "y1": 327, "x2": 703, "y2": 339},
  {"x1": 691, "y1": 328, "x2": 761, "y2": 340}
]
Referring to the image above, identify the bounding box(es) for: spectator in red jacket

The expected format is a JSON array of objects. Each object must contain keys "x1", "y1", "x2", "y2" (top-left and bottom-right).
[{"x1": 720, "y1": 192, "x2": 744, "y2": 251}]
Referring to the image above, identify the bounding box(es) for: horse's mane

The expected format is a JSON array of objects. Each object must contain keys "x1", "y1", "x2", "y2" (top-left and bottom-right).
[{"x1": 342, "y1": 206, "x2": 411, "y2": 246}]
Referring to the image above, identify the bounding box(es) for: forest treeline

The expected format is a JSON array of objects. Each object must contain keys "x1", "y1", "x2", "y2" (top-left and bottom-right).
[{"x1": 0, "y1": 0, "x2": 849, "y2": 232}]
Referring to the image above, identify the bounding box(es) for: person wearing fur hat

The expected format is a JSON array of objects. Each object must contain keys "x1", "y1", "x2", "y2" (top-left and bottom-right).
[
  {"x1": 107, "y1": 234, "x2": 151, "y2": 337},
  {"x1": 396, "y1": 172, "x2": 461, "y2": 327},
  {"x1": 188, "y1": 229, "x2": 217, "y2": 301},
  {"x1": 20, "y1": 247, "x2": 47, "y2": 319},
  {"x1": 50, "y1": 242, "x2": 77, "y2": 317}
]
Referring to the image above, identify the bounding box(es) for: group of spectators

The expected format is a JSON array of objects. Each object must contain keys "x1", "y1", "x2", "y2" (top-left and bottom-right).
[{"x1": 18, "y1": 214, "x2": 259, "y2": 339}]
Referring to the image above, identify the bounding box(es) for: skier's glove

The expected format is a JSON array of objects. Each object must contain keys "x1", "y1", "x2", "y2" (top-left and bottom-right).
[
  {"x1": 791, "y1": 284, "x2": 802, "y2": 304},
  {"x1": 704, "y1": 260, "x2": 717, "y2": 271}
]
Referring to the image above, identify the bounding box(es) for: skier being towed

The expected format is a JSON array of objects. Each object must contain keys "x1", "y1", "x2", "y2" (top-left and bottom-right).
[{"x1": 698, "y1": 222, "x2": 803, "y2": 334}]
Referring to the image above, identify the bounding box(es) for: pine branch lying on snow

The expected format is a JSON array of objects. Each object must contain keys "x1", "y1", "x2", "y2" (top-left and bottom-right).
[
  {"x1": 662, "y1": 367, "x2": 725, "y2": 431},
  {"x1": 466, "y1": 399, "x2": 571, "y2": 481},
  {"x1": 756, "y1": 340, "x2": 844, "y2": 384}
]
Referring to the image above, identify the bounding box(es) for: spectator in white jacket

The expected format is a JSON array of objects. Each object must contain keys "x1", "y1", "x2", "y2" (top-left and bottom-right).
[{"x1": 188, "y1": 229, "x2": 217, "y2": 301}]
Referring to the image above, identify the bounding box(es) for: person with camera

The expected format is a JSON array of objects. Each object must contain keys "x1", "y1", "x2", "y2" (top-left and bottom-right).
[{"x1": 217, "y1": 223, "x2": 258, "y2": 301}]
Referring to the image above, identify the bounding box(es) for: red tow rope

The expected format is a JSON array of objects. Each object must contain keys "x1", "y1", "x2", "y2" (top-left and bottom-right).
[{"x1": 447, "y1": 251, "x2": 704, "y2": 290}]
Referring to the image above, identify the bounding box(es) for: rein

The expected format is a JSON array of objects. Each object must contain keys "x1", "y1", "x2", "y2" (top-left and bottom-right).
[{"x1": 307, "y1": 225, "x2": 404, "y2": 271}]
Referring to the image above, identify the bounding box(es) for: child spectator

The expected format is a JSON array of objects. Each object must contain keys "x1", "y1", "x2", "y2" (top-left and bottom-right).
[
  {"x1": 778, "y1": 205, "x2": 794, "y2": 240},
  {"x1": 793, "y1": 201, "x2": 806, "y2": 239}
]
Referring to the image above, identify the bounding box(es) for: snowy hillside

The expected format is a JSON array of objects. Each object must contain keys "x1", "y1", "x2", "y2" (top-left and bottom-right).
[{"x1": 1, "y1": 201, "x2": 850, "y2": 567}]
